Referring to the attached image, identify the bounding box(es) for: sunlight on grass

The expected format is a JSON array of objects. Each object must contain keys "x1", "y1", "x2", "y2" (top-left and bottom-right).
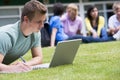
[{"x1": 0, "y1": 41, "x2": 120, "y2": 80}]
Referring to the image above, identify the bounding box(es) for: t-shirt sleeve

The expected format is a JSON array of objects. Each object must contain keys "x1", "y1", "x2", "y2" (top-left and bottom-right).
[
  {"x1": 32, "y1": 32, "x2": 41, "y2": 48},
  {"x1": 0, "y1": 33, "x2": 12, "y2": 56},
  {"x1": 52, "y1": 18, "x2": 61, "y2": 29}
]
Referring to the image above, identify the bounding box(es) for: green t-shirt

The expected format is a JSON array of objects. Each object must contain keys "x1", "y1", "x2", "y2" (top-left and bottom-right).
[{"x1": 0, "y1": 21, "x2": 41, "y2": 64}]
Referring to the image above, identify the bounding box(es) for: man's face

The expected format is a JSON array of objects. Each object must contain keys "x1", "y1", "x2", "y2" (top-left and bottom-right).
[
  {"x1": 115, "y1": 7, "x2": 120, "y2": 17},
  {"x1": 28, "y1": 12, "x2": 46, "y2": 32}
]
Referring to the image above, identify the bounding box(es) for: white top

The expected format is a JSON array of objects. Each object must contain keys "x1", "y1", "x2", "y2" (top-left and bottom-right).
[{"x1": 108, "y1": 14, "x2": 120, "y2": 28}]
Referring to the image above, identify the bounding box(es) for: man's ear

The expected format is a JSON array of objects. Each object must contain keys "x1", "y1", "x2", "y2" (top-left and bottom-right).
[{"x1": 23, "y1": 16, "x2": 29, "y2": 23}]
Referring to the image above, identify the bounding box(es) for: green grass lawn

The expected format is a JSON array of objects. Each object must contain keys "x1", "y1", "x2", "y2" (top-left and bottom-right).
[{"x1": 0, "y1": 41, "x2": 120, "y2": 80}]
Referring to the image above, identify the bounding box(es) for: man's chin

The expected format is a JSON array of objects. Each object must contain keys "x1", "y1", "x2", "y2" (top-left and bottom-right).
[
  {"x1": 33, "y1": 30, "x2": 39, "y2": 33},
  {"x1": 36, "y1": 30, "x2": 40, "y2": 32}
]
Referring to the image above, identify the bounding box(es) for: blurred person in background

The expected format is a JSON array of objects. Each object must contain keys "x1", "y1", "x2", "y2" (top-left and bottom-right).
[
  {"x1": 61, "y1": 3, "x2": 83, "y2": 37},
  {"x1": 49, "y1": 2, "x2": 68, "y2": 47},
  {"x1": 108, "y1": 1, "x2": 120, "y2": 40},
  {"x1": 85, "y1": 5, "x2": 108, "y2": 40}
]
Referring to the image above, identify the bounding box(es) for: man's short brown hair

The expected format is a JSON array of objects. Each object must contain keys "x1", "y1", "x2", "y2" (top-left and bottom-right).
[{"x1": 21, "y1": 0, "x2": 47, "y2": 22}]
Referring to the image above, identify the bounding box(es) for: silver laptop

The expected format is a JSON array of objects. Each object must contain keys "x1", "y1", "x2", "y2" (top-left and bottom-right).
[{"x1": 32, "y1": 39, "x2": 82, "y2": 70}]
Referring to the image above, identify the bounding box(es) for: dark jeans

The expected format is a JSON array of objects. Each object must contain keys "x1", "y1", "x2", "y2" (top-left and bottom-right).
[
  {"x1": 67, "y1": 35, "x2": 115, "y2": 43},
  {"x1": 67, "y1": 28, "x2": 115, "y2": 43}
]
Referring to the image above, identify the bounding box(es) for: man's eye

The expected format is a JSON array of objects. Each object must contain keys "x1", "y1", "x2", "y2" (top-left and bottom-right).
[{"x1": 37, "y1": 21, "x2": 41, "y2": 24}]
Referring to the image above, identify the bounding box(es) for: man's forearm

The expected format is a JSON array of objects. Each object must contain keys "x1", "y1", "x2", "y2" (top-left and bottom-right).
[
  {"x1": 0, "y1": 63, "x2": 9, "y2": 71},
  {"x1": 25, "y1": 56, "x2": 43, "y2": 66}
]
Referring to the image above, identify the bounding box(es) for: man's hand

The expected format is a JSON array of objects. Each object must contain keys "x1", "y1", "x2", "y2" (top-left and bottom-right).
[{"x1": 0, "y1": 62, "x2": 32, "y2": 73}]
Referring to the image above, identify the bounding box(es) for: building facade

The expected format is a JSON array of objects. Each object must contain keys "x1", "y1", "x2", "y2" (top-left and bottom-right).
[{"x1": 0, "y1": 0, "x2": 119, "y2": 35}]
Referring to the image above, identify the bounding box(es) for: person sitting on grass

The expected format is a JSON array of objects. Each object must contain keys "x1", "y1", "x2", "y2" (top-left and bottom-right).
[
  {"x1": 61, "y1": 3, "x2": 83, "y2": 37},
  {"x1": 49, "y1": 2, "x2": 69, "y2": 47},
  {"x1": 107, "y1": 1, "x2": 120, "y2": 40},
  {"x1": 85, "y1": 5, "x2": 108, "y2": 40}
]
